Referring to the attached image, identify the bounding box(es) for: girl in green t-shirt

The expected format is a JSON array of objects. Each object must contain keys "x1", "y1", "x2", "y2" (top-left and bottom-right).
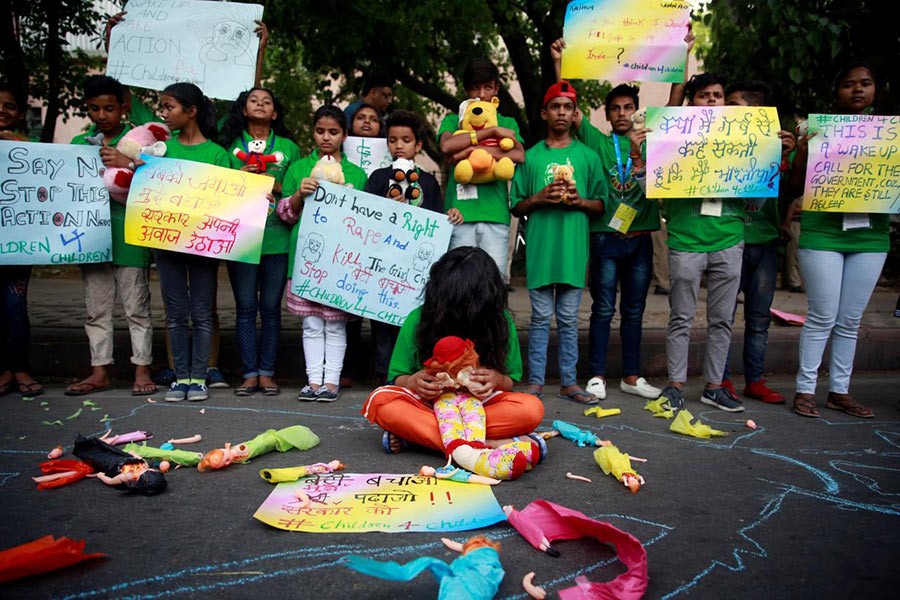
[
  {"x1": 220, "y1": 88, "x2": 300, "y2": 397},
  {"x1": 156, "y1": 83, "x2": 231, "y2": 403}
]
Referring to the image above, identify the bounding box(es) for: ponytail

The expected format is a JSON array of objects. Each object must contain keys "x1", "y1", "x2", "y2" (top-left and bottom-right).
[{"x1": 163, "y1": 82, "x2": 218, "y2": 140}]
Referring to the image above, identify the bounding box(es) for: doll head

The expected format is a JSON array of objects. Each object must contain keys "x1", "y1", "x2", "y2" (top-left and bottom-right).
[{"x1": 423, "y1": 336, "x2": 479, "y2": 378}]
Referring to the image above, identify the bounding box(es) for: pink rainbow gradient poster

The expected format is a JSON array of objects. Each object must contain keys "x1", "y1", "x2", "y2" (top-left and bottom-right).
[
  {"x1": 803, "y1": 114, "x2": 900, "y2": 213},
  {"x1": 253, "y1": 472, "x2": 506, "y2": 533},
  {"x1": 125, "y1": 155, "x2": 272, "y2": 263},
  {"x1": 561, "y1": 0, "x2": 690, "y2": 82}
]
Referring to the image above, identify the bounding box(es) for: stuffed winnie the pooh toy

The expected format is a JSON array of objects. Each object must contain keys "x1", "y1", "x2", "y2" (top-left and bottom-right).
[
  {"x1": 103, "y1": 122, "x2": 170, "y2": 200},
  {"x1": 232, "y1": 139, "x2": 284, "y2": 173},
  {"x1": 453, "y1": 97, "x2": 516, "y2": 185}
]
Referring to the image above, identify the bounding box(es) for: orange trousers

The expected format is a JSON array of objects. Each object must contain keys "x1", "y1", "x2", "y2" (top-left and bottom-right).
[{"x1": 361, "y1": 385, "x2": 545, "y2": 452}]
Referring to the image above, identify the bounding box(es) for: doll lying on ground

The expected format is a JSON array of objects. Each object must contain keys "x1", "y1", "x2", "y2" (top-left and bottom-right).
[
  {"x1": 418, "y1": 462, "x2": 500, "y2": 485},
  {"x1": 198, "y1": 425, "x2": 320, "y2": 471},
  {"x1": 594, "y1": 445, "x2": 644, "y2": 493},
  {"x1": 425, "y1": 336, "x2": 538, "y2": 481}
]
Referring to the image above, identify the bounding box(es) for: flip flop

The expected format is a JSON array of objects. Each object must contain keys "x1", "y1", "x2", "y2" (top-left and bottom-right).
[
  {"x1": 262, "y1": 386, "x2": 281, "y2": 397},
  {"x1": 0, "y1": 381, "x2": 13, "y2": 397},
  {"x1": 558, "y1": 388, "x2": 599, "y2": 405},
  {"x1": 18, "y1": 381, "x2": 44, "y2": 397},
  {"x1": 131, "y1": 382, "x2": 158, "y2": 396},
  {"x1": 235, "y1": 385, "x2": 259, "y2": 397},
  {"x1": 381, "y1": 430, "x2": 408, "y2": 454},
  {"x1": 64, "y1": 381, "x2": 110, "y2": 397},
  {"x1": 523, "y1": 385, "x2": 544, "y2": 399}
]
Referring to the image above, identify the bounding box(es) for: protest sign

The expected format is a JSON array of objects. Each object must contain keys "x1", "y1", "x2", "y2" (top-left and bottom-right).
[
  {"x1": 0, "y1": 141, "x2": 112, "y2": 265},
  {"x1": 107, "y1": 0, "x2": 263, "y2": 100},
  {"x1": 291, "y1": 181, "x2": 452, "y2": 326},
  {"x1": 124, "y1": 155, "x2": 272, "y2": 263},
  {"x1": 802, "y1": 114, "x2": 900, "y2": 213},
  {"x1": 561, "y1": 0, "x2": 691, "y2": 83},
  {"x1": 645, "y1": 106, "x2": 783, "y2": 198},
  {"x1": 254, "y1": 472, "x2": 507, "y2": 533},
  {"x1": 343, "y1": 136, "x2": 392, "y2": 177}
]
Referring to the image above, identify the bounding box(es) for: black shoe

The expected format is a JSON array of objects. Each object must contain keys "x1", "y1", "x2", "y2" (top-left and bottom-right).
[{"x1": 654, "y1": 286, "x2": 669, "y2": 296}]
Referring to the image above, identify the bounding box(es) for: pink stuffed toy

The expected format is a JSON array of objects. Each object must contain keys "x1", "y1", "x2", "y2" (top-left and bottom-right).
[
  {"x1": 103, "y1": 122, "x2": 170, "y2": 201},
  {"x1": 232, "y1": 139, "x2": 284, "y2": 173}
]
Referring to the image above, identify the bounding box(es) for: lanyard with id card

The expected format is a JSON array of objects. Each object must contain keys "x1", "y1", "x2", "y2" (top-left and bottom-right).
[{"x1": 609, "y1": 134, "x2": 636, "y2": 234}]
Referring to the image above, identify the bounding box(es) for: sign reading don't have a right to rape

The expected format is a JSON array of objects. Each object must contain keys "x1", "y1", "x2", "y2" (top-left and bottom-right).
[{"x1": 0, "y1": 141, "x2": 112, "y2": 265}]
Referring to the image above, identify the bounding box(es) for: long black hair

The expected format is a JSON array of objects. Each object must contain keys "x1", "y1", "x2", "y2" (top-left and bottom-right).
[
  {"x1": 313, "y1": 104, "x2": 347, "y2": 134},
  {"x1": 416, "y1": 247, "x2": 509, "y2": 372},
  {"x1": 219, "y1": 87, "x2": 295, "y2": 148},
  {"x1": 163, "y1": 82, "x2": 218, "y2": 140}
]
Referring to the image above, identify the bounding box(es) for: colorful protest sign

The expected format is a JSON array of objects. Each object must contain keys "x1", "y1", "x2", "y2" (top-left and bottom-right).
[
  {"x1": 291, "y1": 181, "x2": 452, "y2": 326},
  {"x1": 802, "y1": 114, "x2": 900, "y2": 213},
  {"x1": 0, "y1": 141, "x2": 112, "y2": 265},
  {"x1": 343, "y1": 136, "x2": 392, "y2": 177},
  {"x1": 254, "y1": 472, "x2": 507, "y2": 533},
  {"x1": 645, "y1": 106, "x2": 783, "y2": 198},
  {"x1": 124, "y1": 155, "x2": 272, "y2": 263},
  {"x1": 107, "y1": 0, "x2": 263, "y2": 100},
  {"x1": 561, "y1": 0, "x2": 691, "y2": 83}
]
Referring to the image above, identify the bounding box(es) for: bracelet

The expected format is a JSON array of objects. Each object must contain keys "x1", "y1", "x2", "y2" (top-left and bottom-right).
[
  {"x1": 128, "y1": 161, "x2": 136, "y2": 170},
  {"x1": 469, "y1": 130, "x2": 478, "y2": 146}
]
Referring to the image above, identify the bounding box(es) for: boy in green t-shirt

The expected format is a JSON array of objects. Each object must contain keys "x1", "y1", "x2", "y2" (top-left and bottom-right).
[
  {"x1": 510, "y1": 81, "x2": 606, "y2": 405},
  {"x1": 66, "y1": 75, "x2": 155, "y2": 398},
  {"x1": 438, "y1": 57, "x2": 525, "y2": 280}
]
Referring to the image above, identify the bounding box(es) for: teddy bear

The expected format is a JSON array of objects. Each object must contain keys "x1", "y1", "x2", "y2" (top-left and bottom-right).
[
  {"x1": 387, "y1": 157, "x2": 421, "y2": 203},
  {"x1": 552, "y1": 163, "x2": 576, "y2": 203},
  {"x1": 453, "y1": 97, "x2": 516, "y2": 185},
  {"x1": 232, "y1": 139, "x2": 284, "y2": 173},
  {"x1": 311, "y1": 154, "x2": 345, "y2": 185},
  {"x1": 103, "y1": 122, "x2": 170, "y2": 200},
  {"x1": 630, "y1": 107, "x2": 647, "y2": 127}
]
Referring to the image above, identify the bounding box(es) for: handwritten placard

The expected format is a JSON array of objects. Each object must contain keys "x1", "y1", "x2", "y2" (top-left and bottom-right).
[
  {"x1": 802, "y1": 114, "x2": 900, "y2": 213},
  {"x1": 645, "y1": 106, "x2": 783, "y2": 198},
  {"x1": 254, "y1": 472, "x2": 506, "y2": 533},
  {"x1": 291, "y1": 181, "x2": 452, "y2": 326},
  {"x1": 124, "y1": 155, "x2": 272, "y2": 263},
  {"x1": 107, "y1": 0, "x2": 263, "y2": 100},
  {"x1": 343, "y1": 136, "x2": 392, "y2": 177},
  {"x1": 0, "y1": 141, "x2": 112, "y2": 265},
  {"x1": 561, "y1": 0, "x2": 690, "y2": 83}
]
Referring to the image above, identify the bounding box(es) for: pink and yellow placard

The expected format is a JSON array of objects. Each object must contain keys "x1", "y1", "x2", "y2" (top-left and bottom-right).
[
  {"x1": 125, "y1": 155, "x2": 273, "y2": 263},
  {"x1": 561, "y1": 0, "x2": 691, "y2": 83},
  {"x1": 645, "y1": 106, "x2": 783, "y2": 198},
  {"x1": 803, "y1": 114, "x2": 900, "y2": 213},
  {"x1": 253, "y1": 472, "x2": 506, "y2": 533}
]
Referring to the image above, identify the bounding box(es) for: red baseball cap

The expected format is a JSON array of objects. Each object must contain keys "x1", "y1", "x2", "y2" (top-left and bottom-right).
[{"x1": 543, "y1": 80, "x2": 577, "y2": 108}]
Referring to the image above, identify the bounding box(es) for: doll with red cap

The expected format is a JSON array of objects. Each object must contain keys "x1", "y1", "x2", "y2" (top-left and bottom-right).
[{"x1": 425, "y1": 336, "x2": 538, "y2": 480}]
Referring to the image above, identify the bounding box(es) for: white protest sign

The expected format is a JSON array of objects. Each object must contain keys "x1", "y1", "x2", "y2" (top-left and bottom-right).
[
  {"x1": 291, "y1": 181, "x2": 452, "y2": 326},
  {"x1": 343, "y1": 136, "x2": 392, "y2": 177},
  {"x1": 0, "y1": 141, "x2": 112, "y2": 265},
  {"x1": 107, "y1": 0, "x2": 263, "y2": 100}
]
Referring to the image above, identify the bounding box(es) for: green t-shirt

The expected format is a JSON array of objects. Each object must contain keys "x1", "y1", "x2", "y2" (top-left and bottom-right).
[
  {"x1": 743, "y1": 196, "x2": 781, "y2": 245},
  {"x1": 387, "y1": 307, "x2": 523, "y2": 382},
  {"x1": 577, "y1": 119, "x2": 660, "y2": 233},
  {"x1": 665, "y1": 197, "x2": 746, "y2": 252},
  {"x1": 799, "y1": 211, "x2": 890, "y2": 252},
  {"x1": 281, "y1": 152, "x2": 368, "y2": 276},
  {"x1": 128, "y1": 95, "x2": 157, "y2": 127},
  {"x1": 437, "y1": 111, "x2": 524, "y2": 225},
  {"x1": 71, "y1": 123, "x2": 152, "y2": 268},
  {"x1": 510, "y1": 139, "x2": 607, "y2": 289},
  {"x1": 163, "y1": 138, "x2": 232, "y2": 166},
  {"x1": 226, "y1": 131, "x2": 302, "y2": 255}
]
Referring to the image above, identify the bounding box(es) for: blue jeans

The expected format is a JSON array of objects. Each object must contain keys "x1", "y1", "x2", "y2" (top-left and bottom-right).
[
  {"x1": 155, "y1": 250, "x2": 218, "y2": 381},
  {"x1": 588, "y1": 233, "x2": 653, "y2": 377},
  {"x1": 528, "y1": 285, "x2": 583, "y2": 387},
  {"x1": 227, "y1": 253, "x2": 288, "y2": 379},
  {"x1": 0, "y1": 266, "x2": 31, "y2": 372},
  {"x1": 724, "y1": 243, "x2": 778, "y2": 383},
  {"x1": 796, "y1": 249, "x2": 886, "y2": 394}
]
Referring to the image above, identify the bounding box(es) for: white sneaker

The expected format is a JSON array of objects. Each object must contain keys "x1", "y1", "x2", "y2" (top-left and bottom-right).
[
  {"x1": 620, "y1": 377, "x2": 662, "y2": 399},
  {"x1": 585, "y1": 377, "x2": 607, "y2": 400}
]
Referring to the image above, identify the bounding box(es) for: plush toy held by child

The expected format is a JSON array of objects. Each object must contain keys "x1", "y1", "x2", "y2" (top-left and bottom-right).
[
  {"x1": 103, "y1": 122, "x2": 170, "y2": 200},
  {"x1": 232, "y1": 138, "x2": 284, "y2": 173}
]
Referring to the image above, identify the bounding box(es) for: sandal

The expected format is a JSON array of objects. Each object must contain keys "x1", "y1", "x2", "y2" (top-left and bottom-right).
[
  {"x1": 235, "y1": 385, "x2": 259, "y2": 397},
  {"x1": 381, "y1": 430, "x2": 408, "y2": 454},
  {"x1": 514, "y1": 432, "x2": 547, "y2": 465},
  {"x1": 18, "y1": 381, "x2": 44, "y2": 397},
  {"x1": 523, "y1": 385, "x2": 543, "y2": 399},
  {"x1": 0, "y1": 381, "x2": 12, "y2": 397},
  {"x1": 793, "y1": 393, "x2": 820, "y2": 418},
  {"x1": 558, "y1": 387, "x2": 599, "y2": 405},
  {"x1": 131, "y1": 382, "x2": 157, "y2": 396},
  {"x1": 826, "y1": 392, "x2": 874, "y2": 419}
]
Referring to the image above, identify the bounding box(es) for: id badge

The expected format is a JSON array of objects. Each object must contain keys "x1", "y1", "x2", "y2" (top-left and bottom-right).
[
  {"x1": 700, "y1": 198, "x2": 723, "y2": 217},
  {"x1": 842, "y1": 213, "x2": 871, "y2": 230},
  {"x1": 456, "y1": 183, "x2": 479, "y2": 200},
  {"x1": 609, "y1": 203, "x2": 638, "y2": 234}
]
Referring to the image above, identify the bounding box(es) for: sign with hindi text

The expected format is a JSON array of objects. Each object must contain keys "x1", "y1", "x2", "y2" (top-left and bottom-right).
[
  {"x1": 561, "y1": 0, "x2": 691, "y2": 83},
  {"x1": 254, "y1": 472, "x2": 507, "y2": 533},
  {"x1": 802, "y1": 114, "x2": 900, "y2": 213},
  {"x1": 124, "y1": 155, "x2": 272, "y2": 263},
  {"x1": 291, "y1": 181, "x2": 452, "y2": 326},
  {"x1": 645, "y1": 106, "x2": 783, "y2": 198},
  {"x1": 343, "y1": 136, "x2": 392, "y2": 177},
  {"x1": 107, "y1": 0, "x2": 263, "y2": 100},
  {"x1": 0, "y1": 141, "x2": 112, "y2": 265}
]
